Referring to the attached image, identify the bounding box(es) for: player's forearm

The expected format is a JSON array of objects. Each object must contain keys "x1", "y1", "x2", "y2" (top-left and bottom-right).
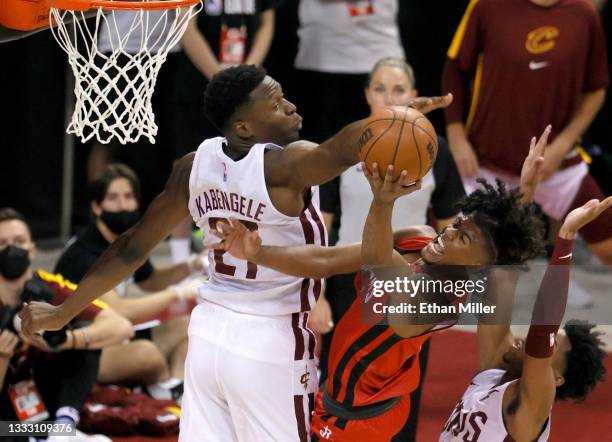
[
  {"x1": 253, "y1": 243, "x2": 362, "y2": 279},
  {"x1": 556, "y1": 89, "x2": 606, "y2": 154},
  {"x1": 0, "y1": 357, "x2": 10, "y2": 386},
  {"x1": 59, "y1": 233, "x2": 151, "y2": 321},
  {"x1": 244, "y1": 9, "x2": 275, "y2": 66},
  {"x1": 181, "y1": 18, "x2": 220, "y2": 80},
  {"x1": 362, "y1": 201, "x2": 394, "y2": 266},
  {"x1": 442, "y1": 59, "x2": 469, "y2": 125}
]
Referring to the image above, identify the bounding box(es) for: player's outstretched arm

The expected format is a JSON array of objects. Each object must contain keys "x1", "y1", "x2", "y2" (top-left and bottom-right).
[
  {"x1": 507, "y1": 197, "x2": 612, "y2": 440},
  {"x1": 20, "y1": 154, "x2": 194, "y2": 337},
  {"x1": 519, "y1": 125, "x2": 550, "y2": 205},
  {"x1": 211, "y1": 218, "x2": 362, "y2": 279},
  {"x1": 273, "y1": 95, "x2": 452, "y2": 189}
]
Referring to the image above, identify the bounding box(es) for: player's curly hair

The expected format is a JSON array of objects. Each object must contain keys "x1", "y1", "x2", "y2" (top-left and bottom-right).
[
  {"x1": 204, "y1": 65, "x2": 267, "y2": 131},
  {"x1": 556, "y1": 320, "x2": 607, "y2": 402},
  {"x1": 457, "y1": 178, "x2": 546, "y2": 265}
]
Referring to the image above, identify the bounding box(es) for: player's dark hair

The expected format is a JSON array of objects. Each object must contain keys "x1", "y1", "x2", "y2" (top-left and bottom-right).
[
  {"x1": 204, "y1": 65, "x2": 267, "y2": 131},
  {"x1": 0, "y1": 208, "x2": 27, "y2": 226},
  {"x1": 457, "y1": 178, "x2": 546, "y2": 265},
  {"x1": 89, "y1": 163, "x2": 141, "y2": 205},
  {"x1": 556, "y1": 320, "x2": 606, "y2": 402}
]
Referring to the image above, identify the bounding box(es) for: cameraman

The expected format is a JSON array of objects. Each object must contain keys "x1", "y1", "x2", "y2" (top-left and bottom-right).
[{"x1": 0, "y1": 208, "x2": 133, "y2": 442}]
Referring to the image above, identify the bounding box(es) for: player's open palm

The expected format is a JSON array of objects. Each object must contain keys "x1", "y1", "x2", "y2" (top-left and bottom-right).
[
  {"x1": 363, "y1": 163, "x2": 422, "y2": 204},
  {"x1": 211, "y1": 218, "x2": 262, "y2": 261},
  {"x1": 560, "y1": 197, "x2": 612, "y2": 238},
  {"x1": 519, "y1": 125, "x2": 550, "y2": 203},
  {"x1": 399, "y1": 93, "x2": 453, "y2": 115}
]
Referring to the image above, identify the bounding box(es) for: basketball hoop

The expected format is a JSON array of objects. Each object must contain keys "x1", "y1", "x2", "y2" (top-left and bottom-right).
[{"x1": 47, "y1": 0, "x2": 202, "y2": 144}]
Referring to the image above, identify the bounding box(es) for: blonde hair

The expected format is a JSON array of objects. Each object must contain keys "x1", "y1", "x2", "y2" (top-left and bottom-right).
[{"x1": 368, "y1": 57, "x2": 416, "y2": 88}]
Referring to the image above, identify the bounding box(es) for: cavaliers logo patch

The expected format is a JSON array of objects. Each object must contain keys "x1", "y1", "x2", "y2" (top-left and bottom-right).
[{"x1": 525, "y1": 26, "x2": 559, "y2": 54}]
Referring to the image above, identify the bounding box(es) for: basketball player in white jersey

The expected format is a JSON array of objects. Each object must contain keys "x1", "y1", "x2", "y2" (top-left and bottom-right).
[
  {"x1": 440, "y1": 196, "x2": 611, "y2": 442},
  {"x1": 20, "y1": 65, "x2": 451, "y2": 441}
]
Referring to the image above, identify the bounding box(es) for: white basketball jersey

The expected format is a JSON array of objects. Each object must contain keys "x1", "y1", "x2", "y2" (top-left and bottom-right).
[
  {"x1": 440, "y1": 369, "x2": 551, "y2": 442},
  {"x1": 188, "y1": 137, "x2": 327, "y2": 315}
]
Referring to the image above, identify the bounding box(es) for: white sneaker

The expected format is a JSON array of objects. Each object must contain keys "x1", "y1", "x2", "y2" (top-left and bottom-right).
[
  {"x1": 47, "y1": 429, "x2": 111, "y2": 442},
  {"x1": 568, "y1": 277, "x2": 593, "y2": 309}
]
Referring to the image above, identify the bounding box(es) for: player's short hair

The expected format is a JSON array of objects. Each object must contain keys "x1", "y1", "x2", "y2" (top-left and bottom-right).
[
  {"x1": 89, "y1": 163, "x2": 141, "y2": 205},
  {"x1": 204, "y1": 65, "x2": 267, "y2": 131},
  {"x1": 556, "y1": 320, "x2": 606, "y2": 402},
  {"x1": 368, "y1": 57, "x2": 416, "y2": 89},
  {"x1": 457, "y1": 178, "x2": 546, "y2": 265}
]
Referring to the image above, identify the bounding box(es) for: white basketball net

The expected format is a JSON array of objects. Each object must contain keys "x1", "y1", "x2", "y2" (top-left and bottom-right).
[{"x1": 49, "y1": 2, "x2": 202, "y2": 144}]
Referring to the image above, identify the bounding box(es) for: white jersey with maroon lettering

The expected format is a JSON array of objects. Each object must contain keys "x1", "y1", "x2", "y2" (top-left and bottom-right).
[
  {"x1": 188, "y1": 137, "x2": 327, "y2": 316},
  {"x1": 440, "y1": 369, "x2": 551, "y2": 442}
]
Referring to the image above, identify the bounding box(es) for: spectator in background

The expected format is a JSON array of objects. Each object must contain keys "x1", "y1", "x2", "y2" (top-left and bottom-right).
[
  {"x1": 55, "y1": 164, "x2": 201, "y2": 388},
  {"x1": 0, "y1": 208, "x2": 132, "y2": 442},
  {"x1": 294, "y1": 0, "x2": 404, "y2": 143},
  {"x1": 442, "y1": 0, "x2": 611, "y2": 307},
  {"x1": 169, "y1": 0, "x2": 282, "y2": 264},
  {"x1": 311, "y1": 57, "x2": 465, "y2": 442}
]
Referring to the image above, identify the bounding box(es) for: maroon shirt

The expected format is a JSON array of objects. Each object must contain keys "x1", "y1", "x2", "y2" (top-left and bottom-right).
[{"x1": 442, "y1": 0, "x2": 608, "y2": 175}]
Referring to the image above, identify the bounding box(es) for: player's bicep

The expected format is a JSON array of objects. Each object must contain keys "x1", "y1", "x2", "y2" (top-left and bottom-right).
[{"x1": 279, "y1": 140, "x2": 347, "y2": 189}]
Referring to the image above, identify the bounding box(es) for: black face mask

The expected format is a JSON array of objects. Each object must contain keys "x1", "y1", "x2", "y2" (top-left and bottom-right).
[
  {"x1": 0, "y1": 245, "x2": 30, "y2": 280},
  {"x1": 100, "y1": 210, "x2": 140, "y2": 235}
]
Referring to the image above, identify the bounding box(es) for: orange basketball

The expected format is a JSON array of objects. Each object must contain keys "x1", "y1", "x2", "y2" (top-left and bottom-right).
[{"x1": 358, "y1": 107, "x2": 438, "y2": 182}]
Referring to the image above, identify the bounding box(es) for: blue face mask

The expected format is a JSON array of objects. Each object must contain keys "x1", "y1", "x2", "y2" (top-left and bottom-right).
[{"x1": 0, "y1": 245, "x2": 30, "y2": 280}]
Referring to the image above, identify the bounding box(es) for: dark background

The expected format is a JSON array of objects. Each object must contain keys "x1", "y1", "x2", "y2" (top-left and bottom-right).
[{"x1": 1, "y1": 0, "x2": 610, "y2": 239}]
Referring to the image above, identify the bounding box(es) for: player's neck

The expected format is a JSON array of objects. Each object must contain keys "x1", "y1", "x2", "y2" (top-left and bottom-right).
[{"x1": 224, "y1": 136, "x2": 254, "y2": 161}]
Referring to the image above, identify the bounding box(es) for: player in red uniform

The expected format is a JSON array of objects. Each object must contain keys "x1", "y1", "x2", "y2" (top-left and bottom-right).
[{"x1": 211, "y1": 129, "x2": 551, "y2": 441}]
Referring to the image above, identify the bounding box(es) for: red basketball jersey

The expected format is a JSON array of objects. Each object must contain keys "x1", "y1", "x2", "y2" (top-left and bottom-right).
[{"x1": 326, "y1": 237, "x2": 434, "y2": 408}]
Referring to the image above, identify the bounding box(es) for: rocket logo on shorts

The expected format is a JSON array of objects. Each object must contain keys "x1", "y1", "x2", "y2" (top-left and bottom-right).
[
  {"x1": 300, "y1": 366, "x2": 311, "y2": 390},
  {"x1": 320, "y1": 426, "x2": 333, "y2": 439}
]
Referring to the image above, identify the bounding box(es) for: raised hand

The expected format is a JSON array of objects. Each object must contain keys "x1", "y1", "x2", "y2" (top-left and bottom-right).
[
  {"x1": 519, "y1": 125, "x2": 551, "y2": 204},
  {"x1": 559, "y1": 197, "x2": 612, "y2": 239},
  {"x1": 363, "y1": 163, "x2": 422, "y2": 205},
  {"x1": 399, "y1": 93, "x2": 453, "y2": 115},
  {"x1": 0, "y1": 330, "x2": 18, "y2": 359},
  {"x1": 210, "y1": 218, "x2": 262, "y2": 261}
]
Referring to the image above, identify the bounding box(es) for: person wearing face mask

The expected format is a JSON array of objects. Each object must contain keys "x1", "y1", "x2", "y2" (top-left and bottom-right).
[
  {"x1": 0, "y1": 208, "x2": 133, "y2": 442},
  {"x1": 54, "y1": 164, "x2": 202, "y2": 389}
]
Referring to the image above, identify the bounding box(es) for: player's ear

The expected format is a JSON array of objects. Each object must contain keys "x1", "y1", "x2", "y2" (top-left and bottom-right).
[
  {"x1": 554, "y1": 372, "x2": 565, "y2": 387},
  {"x1": 233, "y1": 119, "x2": 253, "y2": 139}
]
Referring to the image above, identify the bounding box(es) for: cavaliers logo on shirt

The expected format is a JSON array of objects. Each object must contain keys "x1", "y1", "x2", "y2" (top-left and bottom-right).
[{"x1": 525, "y1": 26, "x2": 559, "y2": 54}]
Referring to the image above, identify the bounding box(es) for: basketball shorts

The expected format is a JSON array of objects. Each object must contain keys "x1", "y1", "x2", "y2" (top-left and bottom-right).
[
  {"x1": 310, "y1": 391, "x2": 410, "y2": 442},
  {"x1": 180, "y1": 301, "x2": 318, "y2": 442},
  {"x1": 463, "y1": 164, "x2": 612, "y2": 243}
]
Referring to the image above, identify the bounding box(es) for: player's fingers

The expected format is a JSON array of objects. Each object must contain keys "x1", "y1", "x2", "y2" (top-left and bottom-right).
[
  {"x1": 371, "y1": 163, "x2": 383, "y2": 185},
  {"x1": 529, "y1": 136, "x2": 536, "y2": 154},
  {"x1": 538, "y1": 125, "x2": 552, "y2": 148},
  {"x1": 383, "y1": 165, "x2": 395, "y2": 189},
  {"x1": 209, "y1": 242, "x2": 226, "y2": 250},
  {"x1": 215, "y1": 220, "x2": 232, "y2": 234}
]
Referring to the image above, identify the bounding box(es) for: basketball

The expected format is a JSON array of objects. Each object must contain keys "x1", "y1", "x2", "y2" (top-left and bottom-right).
[{"x1": 358, "y1": 107, "x2": 438, "y2": 182}]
